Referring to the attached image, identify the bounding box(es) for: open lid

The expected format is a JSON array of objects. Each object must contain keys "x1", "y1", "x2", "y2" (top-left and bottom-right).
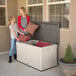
[{"x1": 32, "y1": 22, "x2": 60, "y2": 44}]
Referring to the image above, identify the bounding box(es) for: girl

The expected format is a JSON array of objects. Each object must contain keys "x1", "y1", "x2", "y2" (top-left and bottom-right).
[
  {"x1": 18, "y1": 7, "x2": 30, "y2": 34},
  {"x1": 8, "y1": 16, "x2": 24, "y2": 63}
]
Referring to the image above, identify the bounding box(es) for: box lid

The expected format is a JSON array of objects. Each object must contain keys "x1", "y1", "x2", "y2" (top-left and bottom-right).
[{"x1": 32, "y1": 22, "x2": 60, "y2": 44}]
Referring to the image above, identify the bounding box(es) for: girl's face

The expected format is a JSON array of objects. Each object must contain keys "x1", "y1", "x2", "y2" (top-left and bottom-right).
[
  {"x1": 11, "y1": 17, "x2": 15, "y2": 23},
  {"x1": 20, "y1": 9, "x2": 24, "y2": 15}
]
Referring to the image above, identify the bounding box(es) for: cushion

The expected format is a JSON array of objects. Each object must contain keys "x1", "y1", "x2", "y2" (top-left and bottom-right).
[
  {"x1": 25, "y1": 22, "x2": 39, "y2": 36},
  {"x1": 35, "y1": 41, "x2": 51, "y2": 47},
  {"x1": 18, "y1": 34, "x2": 30, "y2": 42}
]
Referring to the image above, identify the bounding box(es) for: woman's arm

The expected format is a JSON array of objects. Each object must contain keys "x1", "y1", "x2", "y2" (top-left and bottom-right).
[
  {"x1": 10, "y1": 28, "x2": 19, "y2": 41},
  {"x1": 17, "y1": 28, "x2": 24, "y2": 35},
  {"x1": 18, "y1": 16, "x2": 24, "y2": 31}
]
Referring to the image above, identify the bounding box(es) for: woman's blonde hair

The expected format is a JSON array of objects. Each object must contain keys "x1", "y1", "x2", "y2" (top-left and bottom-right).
[
  {"x1": 8, "y1": 16, "x2": 15, "y2": 26},
  {"x1": 20, "y1": 7, "x2": 27, "y2": 15}
]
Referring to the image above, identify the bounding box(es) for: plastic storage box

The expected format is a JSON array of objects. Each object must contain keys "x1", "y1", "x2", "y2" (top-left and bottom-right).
[
  {"x1": 17, "y1": 40, "x2": 57, "y2": 71},
  {"x1": 16, "y1": 22, "x2": 60, "y2": 71}
]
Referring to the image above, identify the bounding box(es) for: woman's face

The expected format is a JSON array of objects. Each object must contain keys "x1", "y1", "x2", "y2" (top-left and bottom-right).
[{"x1": 20, "y1": 9, "x2": 24, "y2": 15}]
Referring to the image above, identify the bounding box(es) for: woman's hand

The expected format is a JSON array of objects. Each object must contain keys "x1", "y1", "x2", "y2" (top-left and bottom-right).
[
  {"x1": 21, "y1": 33, "x2": 24, "y2": 35},
  {"x1": 24, "y1": 29, "x2": 26, "y2": 32}
]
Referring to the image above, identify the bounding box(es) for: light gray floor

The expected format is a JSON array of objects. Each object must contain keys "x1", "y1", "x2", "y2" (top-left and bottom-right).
[{"x1": 0, "y1": 53, "x2": 63, "y2": 76}]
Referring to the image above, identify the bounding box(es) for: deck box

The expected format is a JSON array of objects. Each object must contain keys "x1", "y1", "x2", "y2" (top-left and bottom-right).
[{"x1": 16, "y1": 22, "x2": 60, "y2": 71}]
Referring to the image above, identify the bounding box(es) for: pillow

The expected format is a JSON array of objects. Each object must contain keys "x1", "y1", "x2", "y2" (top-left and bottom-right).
[
  {"x1": 35, "y1": 41, "x2": 51, "y2": 47},
  {"x1": 18, "y1": 34, "x2": 30, "y2": 42},
  {"x1": 25, "y1": 22, "x2": 39, "y2": 36}
]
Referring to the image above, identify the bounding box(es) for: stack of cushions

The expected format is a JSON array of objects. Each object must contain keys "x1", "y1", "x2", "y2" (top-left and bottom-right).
[
  {"x1": 18, "y1": 22, "x2": 39, "y2": 42},
  {"x1": 18, "y1": 34, "x2": 30, "y2": 42},
  {"x1": 25, "y1": 22, "x2": 39, "y2": 36},
  {"x1": 35, "y1": 41, "x2": 51, "y2": 47}
]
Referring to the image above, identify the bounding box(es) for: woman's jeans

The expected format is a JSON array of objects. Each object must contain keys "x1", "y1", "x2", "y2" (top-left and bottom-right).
[{"x1": 9, "y1": 38, "x2": 17, "y2": 56}]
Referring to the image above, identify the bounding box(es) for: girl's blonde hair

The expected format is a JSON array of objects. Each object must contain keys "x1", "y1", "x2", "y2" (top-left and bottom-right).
[
  {"x1": 8, "y1": 16, "x2": 15, "y2": 26},
  {"x1": 20, "y1": 7, "x2": 27, "y2": 15}
]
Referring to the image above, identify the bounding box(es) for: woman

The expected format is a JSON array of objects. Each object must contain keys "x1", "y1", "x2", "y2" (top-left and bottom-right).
[{"x1": 18, "y1": 7, "x2": 30, "y2": 34}]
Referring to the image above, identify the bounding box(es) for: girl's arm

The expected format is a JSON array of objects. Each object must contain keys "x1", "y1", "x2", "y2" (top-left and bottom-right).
[{"x1": 10, "y1": 28, "x2": 19, "y2": 41}]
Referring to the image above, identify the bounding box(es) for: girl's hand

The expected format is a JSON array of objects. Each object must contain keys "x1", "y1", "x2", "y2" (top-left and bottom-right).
[{"x1": 17, "y1": 38, "x2": 19, "y2": 41}]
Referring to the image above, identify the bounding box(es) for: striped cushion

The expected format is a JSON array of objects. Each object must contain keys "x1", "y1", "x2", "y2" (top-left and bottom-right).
[{"x1": 18, "y1": 34, "x2": 30, "y2": 42}]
